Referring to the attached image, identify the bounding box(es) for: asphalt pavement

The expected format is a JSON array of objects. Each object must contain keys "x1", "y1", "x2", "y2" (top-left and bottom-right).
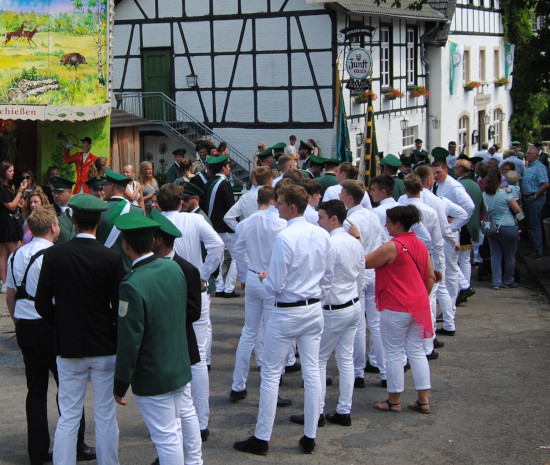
[{"x1": 1, "y1": 259, "x2": 549, "y2": 465}]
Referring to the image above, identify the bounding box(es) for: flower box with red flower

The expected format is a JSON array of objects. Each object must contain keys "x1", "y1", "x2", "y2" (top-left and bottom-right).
[
  {"x1": 464, "y1": 81, "x2": 482, "y2": 91},
  {"x1": 494, "y1": 77, "x2": 509, "y2": 87},
  {"x1": 384, "y1": 87, "x2": 404, "y2": 101},
  {"x1": 355, "y1": 90, "x2": 378, "y2": 104},
  {"x1": 411, "y1": 86, "x2": 430, "y2": 98}
]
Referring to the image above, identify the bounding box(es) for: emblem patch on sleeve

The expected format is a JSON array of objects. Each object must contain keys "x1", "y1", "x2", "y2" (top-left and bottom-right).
[{"x1": 118, "y1": 300, "x2": 129, "y2": 318}]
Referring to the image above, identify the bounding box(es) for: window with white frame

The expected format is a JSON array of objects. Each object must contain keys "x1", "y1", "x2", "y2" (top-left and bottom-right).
[
  {"x1": 402, "y1": 126, "x2": 415, "y2": 154},
  {"x1": 406, "y1": 28, "x2": 416, "y2": 86},
  {"x1": 463, "y1": 50, "x2": 470, "y2": 82},
  {"x1": 380, "y1": 27, "x2": 391, "y2": 88},
  {"x1": 458, "y1": 116, "x2": 469, "y2": 155},
  {"x1": 494, "y1": 109, "x2": 502, "y2": 145},
  {"x1": 479, "y1": 49, "x2": 486, "y2": 81}
]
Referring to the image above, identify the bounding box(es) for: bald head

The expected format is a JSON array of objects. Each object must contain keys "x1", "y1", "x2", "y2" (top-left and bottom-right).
[{"x1": 454, "y1": 159, "x2": 472, "y2": 178}]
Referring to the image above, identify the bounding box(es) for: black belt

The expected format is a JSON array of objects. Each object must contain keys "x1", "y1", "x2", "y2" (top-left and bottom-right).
[
  {"x1": 16, "y1": 318, "x2": 46, "y2": 326},
  {"x1": 275, "y1": 298, "x2": 320, "y2": 308},
  {"x1": 248, "y1": 268, "x2": 260, "y2": 274},
  {"x1": 323, "y1": 298, "x2": 359, "y2": 311}
]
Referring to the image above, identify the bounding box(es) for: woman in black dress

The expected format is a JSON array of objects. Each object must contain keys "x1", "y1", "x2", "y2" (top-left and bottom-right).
[{"x1": 0, "y1": 161, "x2": 27, "y2": 293}]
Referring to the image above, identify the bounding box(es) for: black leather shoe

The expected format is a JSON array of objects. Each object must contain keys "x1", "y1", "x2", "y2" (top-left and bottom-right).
[
  {"x1": 223, "y1": 291, "x2": 240, "y2": 298},
  {"x1": 465, "y1": 287, "x2": 476, "y2": 297},
  {"x1": 364, "y1": 360, "x2": 380, "y2": 373},
  {"x1": 234, "y1": 436, "x2": 268, "y2": 456},
  {"x1": 290, "y1": 413, "x2": 325, "y2": 427},
  {"x1": 379, "y1": 379, "x2": 387, "y2": 388},
  {"x1": 326, "y1": 412, "x2": 351, "y2": 426},
  {"x1": 299, "y1": 435, "x2": 315, "y2": 454},
  {"x1": 455, "y1": 290, "x2": 468, "y2": 305},
  {"x1": 436, "y1": 327, "x2": 455, "y2": 336},
  {"x1": 150, "y1": 458, "x2": 159, "y2": 465},
  {"x1": 433, "y1": 338, "x2": 445, "y2": 348},
  {"x1": 354, "y1": 377, "x2": 365, "y2": 388},
  {"x1": 436, "y1": 313, "x2": 443, "y2": 323},
  {"x1": 201, "y1": 429, "x2": 209, "y2": 441},
  {"x1": 285, "y1": 362, "x2": 301, "y2": 373},
  {"x1": 230, "y1": 389, "x2": 247, "y2": 402},
  {"x1": 76, "y1": 443, "x2": 96, "y2": 462},
  {"x1": 215, "y1": 291, "x2": 225, "y2": 297},
  {"x1": 277, "y1": 395, "x2": 292, "y2": 407},
  {"x1": 427, "y1": 350, "x2": 439, "y2": 360}
]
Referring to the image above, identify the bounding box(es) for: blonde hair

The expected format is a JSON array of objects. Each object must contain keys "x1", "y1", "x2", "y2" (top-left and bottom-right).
[
  {"x1": 23, "y1": 191, "x2": 49, "y2": 218},
  {"x1": 27, "y1": 205, "x2": 57, "y2": 237},
  {"x1": 506, "y1": 170, "x2": 519, "y2": 186},
  {"x1": 139, "y1": 161, "x2": 153, "y2": 185}
]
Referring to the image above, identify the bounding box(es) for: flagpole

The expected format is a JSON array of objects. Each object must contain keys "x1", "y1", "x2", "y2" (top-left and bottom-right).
[{"x1": 357, "y1": 68, "x2": 373, "y2": 184}]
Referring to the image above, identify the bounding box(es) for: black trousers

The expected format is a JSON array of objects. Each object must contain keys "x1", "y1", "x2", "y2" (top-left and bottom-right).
[{"x1": 16, "y1": 319, "x2": 86, "y2": 463}]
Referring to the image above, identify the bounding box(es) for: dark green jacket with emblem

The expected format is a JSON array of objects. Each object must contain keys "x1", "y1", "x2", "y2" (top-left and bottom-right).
[
  {"x1": 458, "y1": 177, "x2": 483, "y2": 242},
  {"x1": 317, "y1": 172, "x2": 338, "y2": 196},
  {"x1": 165, "y1": 162, "x2": 180, "y2": 184},
  {"x1": 54, "y1": 204, "x2": 75, "y2": 244},
  {"x1": 392, "y1": 176, "x2": 405, "y2": 201},
  {"x1": 114, "y1": 256, "x2": 191, "y2": 397}
]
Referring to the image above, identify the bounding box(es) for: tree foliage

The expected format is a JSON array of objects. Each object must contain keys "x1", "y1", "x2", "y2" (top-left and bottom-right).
[{"x1": 501, "y1": 0, "x2": 550, "y2": 145}]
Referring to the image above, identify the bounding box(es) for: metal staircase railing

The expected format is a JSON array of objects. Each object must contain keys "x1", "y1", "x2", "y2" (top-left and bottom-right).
[{"x1": 113, "y1": 92, "x2": 251, "y2": 188}]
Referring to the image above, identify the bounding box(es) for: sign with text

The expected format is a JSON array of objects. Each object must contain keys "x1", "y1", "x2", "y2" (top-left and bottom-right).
[{"x1": 346, "y1": 48, "x2": 372, "y2": 80}]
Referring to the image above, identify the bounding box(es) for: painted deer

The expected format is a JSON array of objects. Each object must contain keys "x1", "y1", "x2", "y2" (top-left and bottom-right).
[
  {"x1": 3, "y1": 23, "x2": 25, "y2": 46},
  {"x1": 20, "y1": 26, "x2": 39, "y2": 47}
]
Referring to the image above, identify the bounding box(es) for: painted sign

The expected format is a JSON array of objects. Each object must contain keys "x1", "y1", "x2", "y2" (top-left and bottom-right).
[
  {"x1": 346, "y1": 48, "x2": 372, "y2": 80},
  {"x1": 0, "y1": 0, "x2": 111, "y2": 120}
]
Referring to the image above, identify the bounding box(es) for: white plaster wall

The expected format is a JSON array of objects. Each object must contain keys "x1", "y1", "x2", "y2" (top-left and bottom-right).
[{"x1": 142, "y1": 23, "x2": 172, "y2": 47}]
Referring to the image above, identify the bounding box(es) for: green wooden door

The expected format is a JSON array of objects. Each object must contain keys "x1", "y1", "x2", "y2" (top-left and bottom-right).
[{"x1": 142, "y1": 48, "x2": 174, "y2": 121}]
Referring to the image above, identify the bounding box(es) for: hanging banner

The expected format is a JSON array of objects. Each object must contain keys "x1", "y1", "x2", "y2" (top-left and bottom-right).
[
  {"x1": 449, "y1": 42, "x2": 464, "y2": 95},
  {"x1": 505, "y1": 43, "x2": 515, "y2": 89},
  {"x1": 0, "y1": 0, "x2": 112, "y2": 121}
]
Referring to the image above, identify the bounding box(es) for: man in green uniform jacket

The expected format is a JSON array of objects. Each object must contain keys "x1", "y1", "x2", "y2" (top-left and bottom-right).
[
  {"x1": 380, "y1": 154, "x2": 405, "y2": 201},
  {"x1": 316, "y1": 158, "x2": 340, "y2": 196},
  {"x1": 113, "y1": 213, "x2": 191, "y2": 464},
  {"x1": 50, "y1": 176, "x2": 76, "y2": 243}
]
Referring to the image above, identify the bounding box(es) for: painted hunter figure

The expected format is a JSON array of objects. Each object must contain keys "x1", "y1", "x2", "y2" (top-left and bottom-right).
[{"x1": 63, "y1": 137, "x2": 98, "y2": 194}]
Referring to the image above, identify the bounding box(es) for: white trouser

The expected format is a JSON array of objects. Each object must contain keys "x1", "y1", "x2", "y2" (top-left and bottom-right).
[
  {"x1": 444, "y1": 239, "x2": 460, "y2": 312},
  {"x1": 255, "y1": 303, "x2": 323, "y2": 441},
  {"x1": 458, "y1": 250, "x2": 471, "y2": 290},
  {"x1": 206, "y1": 318, "x2": 212, "y2": 367},
  {"x1": 435, "y1": 270, "x2": 455, "y2": 331},
  {"x1": 134, "y1": 387, "x2": 185, "y2": 465},
  {"x1": 425, "y1": 285, "x2": 437, "y2": 355},
  {"x1": 179, "y1": 384, "x2": 202, "y2": 465},
  {"x1": 216, "y1": 232, "x2": 237, "y2": 293},
  {"x1": 354, "y1": 279, "x2": 385, "y2": 380},
  {"x1": 232, "y1": 269, "x2": 274, "y2": 392},
  {"x1": 319, "y1": 302, "x2": 361, "y2": 415},
  {"x1": 380, "y1": 310, "x2": 431, "y2": 394},
  {"x1": 55, "y1": 355, "x2": 119, "y2": 465},
  {"x1": 191, "y1": 291, "x2": 210, "y2": 430}
]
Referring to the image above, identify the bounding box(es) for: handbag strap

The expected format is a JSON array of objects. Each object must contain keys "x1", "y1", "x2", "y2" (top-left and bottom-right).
[
  {"x1": 393, "y1": 238, "x2": 422, "y2": 276},
  {"x1": 489, "y1": 194, "x2": 507, "y2": 229}
]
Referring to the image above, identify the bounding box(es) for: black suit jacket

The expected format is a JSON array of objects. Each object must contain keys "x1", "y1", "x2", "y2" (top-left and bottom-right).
[
  {"x1": 204, "y1": 175, "x2": 235, "y2": 233},
  {"x1": 172, "y1": 253, "x2": 201, "y2": 365},
  {"x1": 35, "y1": 237, "x2": 126, "y2": 358}
]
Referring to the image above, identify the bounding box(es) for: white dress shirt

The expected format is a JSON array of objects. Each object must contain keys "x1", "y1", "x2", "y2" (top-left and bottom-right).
[
  {"x1": 344, "y1": 204, "x2": 384, "y2": 284},
  {"x1": 233, "y1": 208, "x2": 286, "y2": 282},
  {"x1": 223, "y1": 185, "x2": 261, "y2": 231},
  {"x1": 324, "y1": 227, "x2": 364, "y2": 306},
  {"x1": 162, "y1": 210, "x2": 224, "y2": 282},
  {"x1": 435, "y1": 175, "x2": 475, "y2": 220},
  {"x1": 399, "y1": 197, "x2": 444, "y2": 272},
  {"x1": 6, "y1": 237, "x2": 53, "y2": 320},
  {"x1": 304, "y1": 204, "x2": 319, "y2": 225},
  {"x1": 323, "y1": 184, "x2": 372, "y2": 210},
  {"x1": 272, "y1": 175, "x2": 283, "y2": 187},
  {"x1": 377, "y1": 197, "x2": 431, "y2": 245},
  {"x1": 263, "y1": 217, "x2": 333, "y2": 303}
]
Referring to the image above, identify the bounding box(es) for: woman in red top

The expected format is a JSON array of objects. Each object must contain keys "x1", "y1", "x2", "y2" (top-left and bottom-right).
[{"x1": 365, "y1": 205, "x2": 435, "y2": 414}]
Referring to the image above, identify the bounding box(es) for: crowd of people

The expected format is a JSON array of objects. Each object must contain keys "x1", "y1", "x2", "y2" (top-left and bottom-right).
[{"x1": 1, "y1": 134, "x2": 548, "y2": 464}]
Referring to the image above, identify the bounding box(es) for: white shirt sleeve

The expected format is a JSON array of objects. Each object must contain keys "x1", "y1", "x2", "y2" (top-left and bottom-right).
[{"x1": 198, "y1": 217, "x2": 225, "y2": 282}]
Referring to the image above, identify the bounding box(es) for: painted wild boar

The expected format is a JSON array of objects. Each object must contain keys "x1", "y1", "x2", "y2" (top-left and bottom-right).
[{"x1": 60, "y1": 53, "x2": 87, "y2": 70}]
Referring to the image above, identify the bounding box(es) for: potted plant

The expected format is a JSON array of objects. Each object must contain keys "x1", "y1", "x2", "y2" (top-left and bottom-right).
[
  {"x1": 494, "y1": 77, "x2": 509, "y2": 87},
  {"x1": 385, "y1": 87, "x2": 404, "y2": 100},
  {"x1": 464, "y1": 81, "x2": 482, "y2": 91},
  {"x1": 355, "y1": 90, "x2": 378, "y2": 103},
  {"x1": 411, "y1": 85, "x2": 430, "y2": 98}
]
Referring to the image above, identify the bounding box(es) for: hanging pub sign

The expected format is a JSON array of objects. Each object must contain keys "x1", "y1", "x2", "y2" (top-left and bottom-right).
[
  {"x1": 345, "y1": 48, "x2": 372, "y2": 90},
  {"x1": 340, "y1": 26, "x2": 376, "y2": 43}
]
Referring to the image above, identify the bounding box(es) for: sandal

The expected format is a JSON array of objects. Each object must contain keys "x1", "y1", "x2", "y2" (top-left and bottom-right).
[
  {"x1": 374, "y1": 399, "x2": 402, "y2": 413},
  {"x1": 407, "y1": 400, "x2": 431, "y2": 414}
]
